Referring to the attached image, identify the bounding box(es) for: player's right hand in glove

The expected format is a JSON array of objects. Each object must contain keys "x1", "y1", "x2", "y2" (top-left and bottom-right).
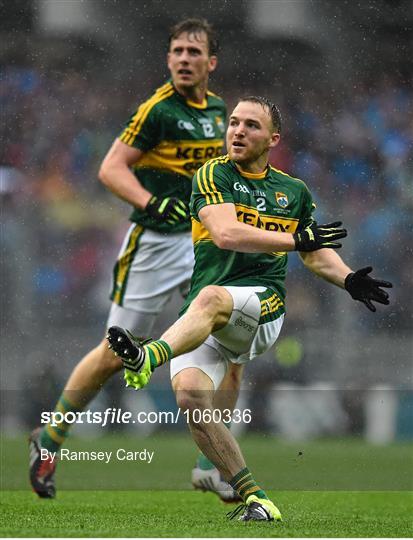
[
  {"x1": 345, "y1": 266, "x2": 392, "y2": 312},
  {"x1": 145, "y1": 195, "x2": 189, "y2": 225},
  {"x1": 293, "y1": 221, "x2": 347, "y2": 252}
]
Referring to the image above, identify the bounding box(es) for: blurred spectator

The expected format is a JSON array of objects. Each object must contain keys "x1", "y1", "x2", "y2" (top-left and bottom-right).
[{"x1": 1, "y1": 29, "x2": 411, "y2": 408}]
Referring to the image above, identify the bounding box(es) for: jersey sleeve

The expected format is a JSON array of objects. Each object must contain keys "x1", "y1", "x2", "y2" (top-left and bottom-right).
[
  {"x1": 191, "y1": 160, "x2": 234, "y2": 218},
  {"x1": 118, "y1": 101, "x2": 162, "y2": 152},
  {"x1": 297, "y1": 184, "x2": 317, "y2": 230}
]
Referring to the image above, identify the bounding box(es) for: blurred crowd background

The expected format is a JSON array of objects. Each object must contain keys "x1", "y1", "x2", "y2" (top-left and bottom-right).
[{"x1": 1, "y1": 0, "x2": 412, "y2": 441}]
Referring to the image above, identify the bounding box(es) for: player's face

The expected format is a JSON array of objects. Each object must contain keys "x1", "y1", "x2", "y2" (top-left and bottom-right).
[
  {"x1": 167, "y1": 31, "x2": 217, "y2": 91},
  {"x1": 227, "y1": 102, "x2": 280, "y2": 168}
]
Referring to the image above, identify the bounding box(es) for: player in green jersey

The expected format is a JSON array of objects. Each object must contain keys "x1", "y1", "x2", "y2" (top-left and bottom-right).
[
  {"x1": 107, "y1": 96, "x2": 392, "y2": 522},
  {"x1": 29, "y1": 18, "x2": 240, "y2": 503}
]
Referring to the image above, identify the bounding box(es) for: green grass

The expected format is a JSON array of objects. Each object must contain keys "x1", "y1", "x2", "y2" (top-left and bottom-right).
[
  {"x1": 1, "y1": 434, "x2": 412, "y2": 536},
  {"x1": 2, "y1": 433, "x2": 413, "y2": 491},
  {"x1": 1, "y1": 490, "x2": 412, "y2": 537}
]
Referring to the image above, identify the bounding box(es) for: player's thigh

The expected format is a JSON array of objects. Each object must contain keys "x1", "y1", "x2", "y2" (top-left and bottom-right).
[
  {"x1": 210, "y1": 285, "x2": 263, "y2": 355},
  {"x1": 218, "y1": 362, "x2": 244, "y2": 391},
  {"x1": 107, "y1": 303, "x2": 157, "y2": 337},
  {"x1": 209, "y1": 286, "x2": 285, "y2": 363},
  {"x1": 170, "y1": 342, "x2": 229, "y2": 392}
]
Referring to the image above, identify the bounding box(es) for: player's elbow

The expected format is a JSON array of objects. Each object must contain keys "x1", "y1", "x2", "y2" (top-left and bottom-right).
[
  {"x1": 211, "y1": 228, "x2": 238, "y2": 251},
  {"x1": 98, "y1": 159, "x2": 111, "y2": 187}
]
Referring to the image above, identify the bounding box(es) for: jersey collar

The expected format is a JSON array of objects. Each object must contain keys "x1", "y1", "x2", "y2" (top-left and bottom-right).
[
  {"x1": 172, "y1": 82, "x2": 208, "y2": 109},
  {"x1": 185, "y1": 97, "x2": 208, "y2": 109},
  {"x1": 234, "y1": 163, "x2": 270, "y2": 180}
]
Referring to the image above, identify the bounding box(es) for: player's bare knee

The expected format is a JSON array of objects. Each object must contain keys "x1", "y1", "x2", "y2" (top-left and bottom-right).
[
  {"x1": 175, "y1": 388, "x2": 210, "y2": 414},
  {"x1": 172, "y1": 367, "x2": 214, "y2": 412},
  {"x1": 193, "y1": 285, "x2": 229, "y2": 314}
]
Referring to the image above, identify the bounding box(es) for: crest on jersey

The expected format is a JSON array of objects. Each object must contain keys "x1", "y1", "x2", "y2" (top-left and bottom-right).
[
  {"x1": 215, "y1": 116, "x2": 225, "y2": 132},
  {"x1": 275, "y1": 192, "x2": 289, "y2": 208}
]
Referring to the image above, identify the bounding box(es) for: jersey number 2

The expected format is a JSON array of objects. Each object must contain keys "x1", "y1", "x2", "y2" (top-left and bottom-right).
[{"x1": 256, "y1": 197, "x2": 266, "y2": 211}]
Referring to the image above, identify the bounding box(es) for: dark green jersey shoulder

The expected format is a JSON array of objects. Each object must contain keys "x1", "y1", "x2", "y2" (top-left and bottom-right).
[
  {"x1": 181, "y1": 156, "x2": 316, "y2": 312},
  {"x1": 119, "y1": 82, "x2": 226, "y2": 233}
]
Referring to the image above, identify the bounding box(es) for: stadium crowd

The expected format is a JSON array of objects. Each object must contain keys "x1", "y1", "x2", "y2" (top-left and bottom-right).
[{"x1": 3, "y1": 64, "x2": 411, "y2": 336}]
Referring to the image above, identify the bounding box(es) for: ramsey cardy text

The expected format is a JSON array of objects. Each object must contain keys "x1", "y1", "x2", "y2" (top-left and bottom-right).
[{"x1": 40, "y1": 448, "x2": 155, "y2": 464}]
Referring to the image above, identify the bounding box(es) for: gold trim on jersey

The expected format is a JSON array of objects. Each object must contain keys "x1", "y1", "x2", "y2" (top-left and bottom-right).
[
  {"x1": 135, "y1": 139, "x2": 224, "y2": 178},
  {"x1": 119, "y1": 83, "x2": 174, "y2": 146},
  {"x1": 235, "y1": 164, "x2": 268, "y2": 180},
  {"x1": 270, "y1": 166, "x2": 302, "y2": 182},
  {"x1": 186, "y1": 97, "x2": 207, "y2": 109},
  {"x1": 196, "y1": 156, "x2": 229, "y2": 204},
  {"x1": 192, "y1": 218, "x2": 212, "y2": 244},
  {"x1": 260, "y1": 292, "x2": 284, "y2": 317}
]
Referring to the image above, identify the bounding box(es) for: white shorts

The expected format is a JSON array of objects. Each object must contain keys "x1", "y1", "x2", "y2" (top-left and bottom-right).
[
  {"x1": 170, "y1": 285, "x2": 285, "y2": 389},
  {"x1": 107, "y1": 224, "x2": 194, "y2": 336}
]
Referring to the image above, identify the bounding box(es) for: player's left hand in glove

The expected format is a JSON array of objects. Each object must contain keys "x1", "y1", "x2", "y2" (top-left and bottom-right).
[
  {"x1": 345, "y1": 266, "x2": 393, "y2": 312},
  {"x1": 145, "y1": 195, "x2": 189, "y2": 225}
]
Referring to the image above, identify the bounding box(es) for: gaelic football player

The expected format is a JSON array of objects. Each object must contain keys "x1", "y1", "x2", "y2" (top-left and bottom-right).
[
  {"x1": 30, "y1": 18, "x2": 241, "y2": 503},
  {"x1": 108, "y1": 97, "x2": 392, "y2": 521}
]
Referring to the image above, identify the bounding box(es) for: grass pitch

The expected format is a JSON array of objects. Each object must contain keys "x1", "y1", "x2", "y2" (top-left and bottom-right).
[
  {"x1": 1, "y1": 490, "x2": 412, "y2": 537},
  {"x1": 1, "y1": 434, "x2": 412, "y2": 536}
]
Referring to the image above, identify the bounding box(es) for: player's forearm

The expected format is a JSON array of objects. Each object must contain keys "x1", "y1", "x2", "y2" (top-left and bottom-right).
[
  {"x1": 99, "y1": 162, "x2": 152, "y2": 210},
  {"x1": 213, "y1": 221, "x2": 296, "y2": 253},
  {"x1": 300, "y1": 249, "x2": 352, "y2": 288}
]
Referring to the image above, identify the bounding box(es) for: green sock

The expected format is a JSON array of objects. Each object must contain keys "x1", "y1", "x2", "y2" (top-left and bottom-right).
[
  {"x1": 40, "y1": 394, "x2": 82, "y2": 452},
  {"x1": 229, "y1": 467, "x2": 268, "y2": 501},
  {"x1": 196, "y1": 453, "x2": 215, "y2": 471},
  {"x1": 144, "y1": 340, "x2": 173, "y2": 370}
]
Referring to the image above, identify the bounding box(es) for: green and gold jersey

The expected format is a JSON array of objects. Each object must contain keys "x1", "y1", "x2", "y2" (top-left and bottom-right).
[
  {"x1": 181, "y1": 155, "x2": 316, "y2": 314},
  {"x1": 119, "y1": 81, "x2": 226, "y2": 233}
]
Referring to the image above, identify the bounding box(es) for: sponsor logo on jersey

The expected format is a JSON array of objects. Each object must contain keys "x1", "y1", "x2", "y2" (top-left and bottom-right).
[
  {"x1": 234, "y1": 182, "x2": 250, "y2": 194},
  {"x1": 138, "y1": 140, "x2": 224, "y2": 177},
  {"x1": 235, "y1": 204, "x2": 298, "y2": 232},
  {"x1": 176, "y1": 145, "x2": 222, "y2": 160},
  {"x1": 177, "y1": 120, "x2": 195, "y2": 130},
  {"x1": 275, "y1": 192, "x2": 289, "y2": 208}
]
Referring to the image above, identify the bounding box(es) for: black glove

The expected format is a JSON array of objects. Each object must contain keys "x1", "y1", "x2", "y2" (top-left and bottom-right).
[
  {"x1": 145, "y1": 196, "x2": 189, "y2": 225},
  {"x1": 293, "y1": 221, "x2": 347, "y2": 252},
  {"x1": 345, "y1": 266, "x2": 393, "y2": 312}
]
